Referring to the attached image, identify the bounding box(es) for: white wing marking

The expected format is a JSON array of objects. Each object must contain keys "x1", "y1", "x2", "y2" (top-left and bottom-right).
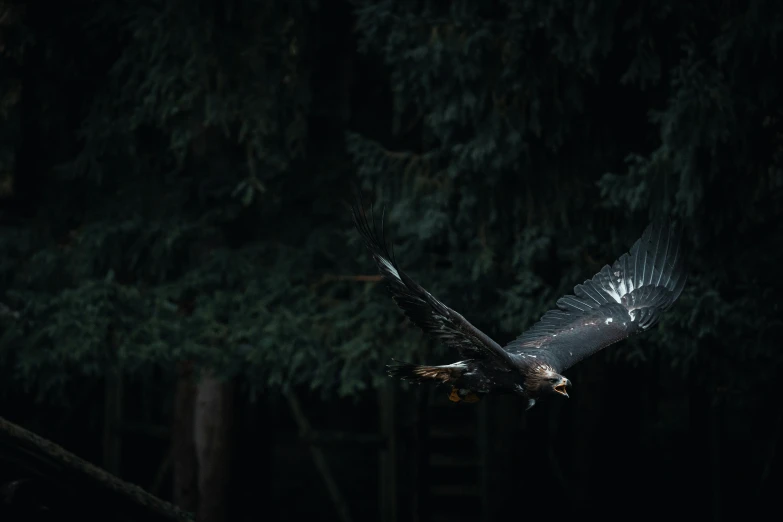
[
  {"x1": 560, "y1": 296, "x2": 589, "y2": 311},
  {"x1": 379, "y1": 256, "x2": 400, "y2": 280}
]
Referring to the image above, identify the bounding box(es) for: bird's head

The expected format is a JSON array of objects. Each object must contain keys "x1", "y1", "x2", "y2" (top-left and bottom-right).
[{"x1": 523, "y1": 365, "x2": 572, "y2": 399}]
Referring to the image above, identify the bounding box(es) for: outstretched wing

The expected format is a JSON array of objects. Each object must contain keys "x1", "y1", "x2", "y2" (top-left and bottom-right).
[
  {"x1": 504, "y1": 219, "x2": 688, "y2": 372},
  {"x1": 351, "y1": 199, "x2": 516, "y2": 366}
]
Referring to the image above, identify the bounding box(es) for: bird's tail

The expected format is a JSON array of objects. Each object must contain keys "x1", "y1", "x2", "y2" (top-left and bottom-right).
[{"x1": 386, "y1": 359, "x2": 464, "y2": 384}]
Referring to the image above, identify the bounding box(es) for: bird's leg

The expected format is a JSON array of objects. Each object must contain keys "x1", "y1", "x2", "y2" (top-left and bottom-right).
[
  {"x1": 448, "y1": 387, "x2": 481, "y2": 403},
  {"x1": 462, "y1": 391, "x2": 481, "y2": 403}
]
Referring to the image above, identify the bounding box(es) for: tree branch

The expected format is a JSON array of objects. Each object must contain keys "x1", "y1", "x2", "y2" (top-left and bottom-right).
[
  {"x1": 287, "y1": 394, "x2": 353, "y2": 522},
  {"x1": 0, "y1": 415, "x2": 192, "y2": 521}
]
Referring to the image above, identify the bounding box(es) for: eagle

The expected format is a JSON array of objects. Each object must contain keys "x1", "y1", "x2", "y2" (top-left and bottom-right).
[{"x1": 351, "y1": 198, "x2": 688, "y2": 410}]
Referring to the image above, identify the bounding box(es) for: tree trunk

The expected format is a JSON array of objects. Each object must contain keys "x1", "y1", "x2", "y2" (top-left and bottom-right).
[
  {"x1": 102, "y1": 367, "x2": 123, "y2": 475},
  {"x1": 481, "y1": 395, "x2": 516, "y2": 522},
  {"x1": 709, "y1": 394, "x2": 723, "y2": 522},
  {"x1": 412, "y1": 387, "x2": 431, "y2": 522},
  {"x1": 194, "y1": 372, "x2": 234, "y2": 522},
  {"x1": 688, "y1": 371, "x2": 711, "y2": 518},
  {"x1": 378, "y1": 381, "x2": 397, "y2": 522},
  {"x1": 171, "y1": 361, "x2": 198, "y2": 513}
]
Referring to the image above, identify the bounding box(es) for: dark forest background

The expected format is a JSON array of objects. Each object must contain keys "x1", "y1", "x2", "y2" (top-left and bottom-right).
[{"x1": 1, "y1": 1, "x2": 782, "y2": 521}]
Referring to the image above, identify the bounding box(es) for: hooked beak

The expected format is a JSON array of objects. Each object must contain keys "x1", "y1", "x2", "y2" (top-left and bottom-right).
[{"x1": 553, "y1": 378, "x2": 571, "y2": 398}]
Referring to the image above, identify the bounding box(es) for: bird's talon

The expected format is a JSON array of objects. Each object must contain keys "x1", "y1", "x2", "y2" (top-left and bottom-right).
[{"x1": 448, "y1": 387, "x2": 461, "y2": 402}]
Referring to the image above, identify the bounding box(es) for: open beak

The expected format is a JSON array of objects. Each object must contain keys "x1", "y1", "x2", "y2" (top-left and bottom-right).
[{"x1": 554, "y1": 378, "x2": 571, "y2": 398}]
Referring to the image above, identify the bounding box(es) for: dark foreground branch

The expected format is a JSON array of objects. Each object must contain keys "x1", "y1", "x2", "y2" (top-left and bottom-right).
[{"x1": 0, "y1": 416, "x2": 192, "y2": 521}]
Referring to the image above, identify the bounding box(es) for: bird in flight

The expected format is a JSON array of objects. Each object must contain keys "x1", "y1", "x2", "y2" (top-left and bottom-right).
[{"x1": 351, "y1": 197, "x2": 688, "y2": 410}]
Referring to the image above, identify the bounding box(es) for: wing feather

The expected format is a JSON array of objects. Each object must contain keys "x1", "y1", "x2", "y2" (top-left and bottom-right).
[
  {"x1": 504, "y1": 219, "x2": 688, "y2": 371},
  {"x1": 352, "y1": 198, "x2": 516, "y2": 366}
]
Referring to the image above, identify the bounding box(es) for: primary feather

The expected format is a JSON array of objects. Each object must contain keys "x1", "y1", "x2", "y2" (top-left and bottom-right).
[
  {"x1": 504, "y1": 220, "x2": 688, "y2": 371},
  {"x1": 350, "y1": 200, "x2": 516, "y2": 366}
]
